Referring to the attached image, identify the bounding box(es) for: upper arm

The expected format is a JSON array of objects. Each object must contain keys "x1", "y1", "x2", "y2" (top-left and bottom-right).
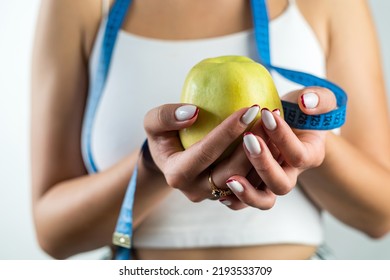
[
  {"x1": 326, "y1": 0, "x2": 390, "y2": 168},
  {"x1": 31, "y1": 0, "x2": 101, "y2": 202}
]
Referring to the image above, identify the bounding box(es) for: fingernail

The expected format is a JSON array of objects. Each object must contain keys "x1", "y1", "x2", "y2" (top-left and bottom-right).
[
  {"x1": 175, "y1": 105, "x2": 198, "y2": 121},
  {"x1": 261, "y1": 108, "x2": 277, "y2": 131},
  {"x1": 219, "y1": 199, "x2": 232, "y2": 206},
  {"x1": 243, "y1": 132, "x2": 261, "y2": 155},
  {"x1": 272, "y1": 109, "x2": 281, "y2": 116},
  {"x1": 241, "y1": 105, "x2": 260, "y2": 125},
  {"x1": 301, "y1": 92, "x2": 319, "y2": 109},
  {"x1": 226, "y1": 179, "x2": 244, "y2": 193}
]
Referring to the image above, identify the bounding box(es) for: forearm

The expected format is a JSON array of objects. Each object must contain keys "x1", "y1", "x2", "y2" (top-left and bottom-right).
[
  {"x1": 133, "y1": 147, "x2": 172, "y2": 228},
  {"x1": 34, "y1": 151, "x2": 170, "y2": 259},
  {"x1": 300, "y1": 132, "x2": 390, "y2": 238}
]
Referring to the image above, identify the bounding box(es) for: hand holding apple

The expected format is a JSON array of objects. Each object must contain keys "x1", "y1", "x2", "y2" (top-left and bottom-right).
[
  {"x1": 143, "y1": 103, "x2": 260, "y2": 202},
  {"x1": 143, "y1": 55, "x2": 337, "y2": 210}
]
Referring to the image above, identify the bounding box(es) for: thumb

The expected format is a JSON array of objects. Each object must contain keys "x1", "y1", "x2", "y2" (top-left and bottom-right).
[
  {"x1": 298, "y1": 86, "x2": 337, "y2": 115},
  {"x1": 144, "y1": 103, "x2": 199, "y2": 137}
]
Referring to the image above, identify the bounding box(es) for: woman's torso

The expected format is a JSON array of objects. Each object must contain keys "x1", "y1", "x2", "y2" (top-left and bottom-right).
[{"x1": 84, "y1": 0, "x2": 328, "y2": 259}]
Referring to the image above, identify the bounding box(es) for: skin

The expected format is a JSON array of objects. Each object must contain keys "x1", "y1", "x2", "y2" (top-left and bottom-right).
[{"x1": 31, "y1": 0, "x2": 390, "y2": 259}]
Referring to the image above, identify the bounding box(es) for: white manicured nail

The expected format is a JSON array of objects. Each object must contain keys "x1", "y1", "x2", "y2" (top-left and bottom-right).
[
  {"x1": 226, "y1": 179, "x2": 244, "y2": 193},
  {"x1": 219, "y1": 199, "x2": 232, "y2": 206},
  {"x1": 175, "y1": 105, "x2": 198, "y2": 121},
  {"x1": 243, "y1": 133, "x2": 261, "y2": 155},
  {"x1": 262, "y1": 109, "x2": 277, "y2": 130},
  {"x1": 241, "y1": 105, "x2": 260, "y2": 125},
  {"x1": 301, "y1": 92, "x2": 319, "y2": 109}
]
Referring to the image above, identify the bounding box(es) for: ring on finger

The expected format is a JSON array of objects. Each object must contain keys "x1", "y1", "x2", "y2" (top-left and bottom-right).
[{"x1": 208, "y1": 169, "x2": 232, "y2": 199}]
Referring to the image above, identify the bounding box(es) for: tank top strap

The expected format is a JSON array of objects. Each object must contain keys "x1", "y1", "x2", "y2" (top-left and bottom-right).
[{"x1": 102, "y1": 0, "x2": 111, "y2": 18}]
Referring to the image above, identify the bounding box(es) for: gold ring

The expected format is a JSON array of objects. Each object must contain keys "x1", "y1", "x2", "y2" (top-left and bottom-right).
[{"x1": 208, "y1": 169, "x2": 232, "y2": 199}]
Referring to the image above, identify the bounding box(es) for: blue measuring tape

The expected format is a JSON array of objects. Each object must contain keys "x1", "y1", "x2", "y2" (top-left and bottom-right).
[
  {"x1": 82, "y1": 0, "x2": 132, "y2": 173},
  {"x1": 82, "y1": 0, "x2": 347, "y2": 259},
  {"x1": 250, "y1": 0, "x2": 347, "y2": 130}
]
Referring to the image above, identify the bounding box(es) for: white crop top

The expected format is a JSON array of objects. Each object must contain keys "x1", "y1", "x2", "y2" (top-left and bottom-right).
[{"x1": 85, "y1": 0, "x2": 326, "y2": 248}]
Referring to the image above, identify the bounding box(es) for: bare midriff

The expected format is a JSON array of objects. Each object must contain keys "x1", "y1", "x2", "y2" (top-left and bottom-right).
[{"x1": 135, "y1": 244, "x2": 317, "y2": 260}]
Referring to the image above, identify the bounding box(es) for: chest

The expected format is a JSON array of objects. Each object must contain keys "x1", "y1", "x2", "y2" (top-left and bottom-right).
[{"x1": 121, "y1": 0, "x2": 289, "y2": 40}]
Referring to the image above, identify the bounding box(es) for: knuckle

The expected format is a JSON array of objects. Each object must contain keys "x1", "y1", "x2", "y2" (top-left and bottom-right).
[
  {"x1": 225, "y1": 124, "x2": 244, "y2": 140},
  {"x1": 196, "y1": 143, "x2": 219, "y2": 166},
  {"x1": 273, "y1": 185, "x2": 291, "y2": 196},
  {"x1": 143, "y1": 109, "x2": 154, "y2": 134},
  {"x1": 290, "y1": 153, "x2": 307, "y2": 169},
  {"x1": 273, "y1": 179, "x2": 295, "y2": 196},
  {"x1": 255, "y1": 160, "x2": 272, "y2": 173},
  {"x1": 274, "y1": 133, "x2": 291, "y2": 151},
  {"x1": 163, "y1": 161, "x2": 193, "y2": 189},
  {"x1": 165, "y1": 173, "x2": 185, "y2": 189},
  {"x1": 182, "y1": 189, "x2": 204, "y2": 203},
  {"x1": 228, "y1": 204, "x2": 247, "y2": 211},
  {"x1": 144, "y1": 106, "x2": 170, "y2": 135},
  {"x1": 188, "y1": 194, "x2": 203, "y2": 203},
  {"x1": 312, "y1": 149, "x2": 325, "y2": 168},
  {"x1": 291, "y1": 157, "x2": 305, "y2": 169},
  {"x1": 311, "y1": 156, "x2": 324, "y2": 168},
  {"x1": 258, "y1": 198, "x2": 276, "y2": 210},
  {"x1": 242, "y1": 195, "x2": 259, "y2": 208},
  {"x1": 157, "y1": 106, "x2": 169, "y2": 128},
  {"x1": 259, "y1": 205, "x2": 272, "y2": 210},
  {"x1": 277, "y1": 131, "x2": 290, "y2": 144}
]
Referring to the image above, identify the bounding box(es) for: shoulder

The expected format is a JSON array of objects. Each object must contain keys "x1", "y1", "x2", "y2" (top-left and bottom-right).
[
  {"x1": 326, "y1": 0, "x2": 370, "y2": 15},
  {"x1": 37, "y1": 0, "x2": 104, "y2": 58},
  {"x1": 325, "y1": 0, "x2": 373, "y2": 35},
  {"x1": 296, "y1": 0, "x2": 369, "y2": 18},
  {"x1": 324, "y1": 0, "x2": 377, "y2": 61},
  {"x1": 38, "y1": 0, "x2": 101, "y2": 27},
  {"x1": 295, "y1": 0, "x2": 371, "y2": 57}
]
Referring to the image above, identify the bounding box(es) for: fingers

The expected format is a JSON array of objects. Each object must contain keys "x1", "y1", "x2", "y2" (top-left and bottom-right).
[
  {"x1": 232, "y1": 105, "x2": 326, "y2": 200},
  {"x1": 144, "y1": 104, "x2": 199, "y2": 136},
  {"x1": 144, "y1": 104, "x2": 200, "y2": 170},
  {"x1": 255, "y1": 86, "x2": 335, "y2": 174},
  {"x1": 260, "y1": 109, "x2": 326, "y2": 169},
  {"x1": 168, "y1": 105, "x2": 261, "y2": 201},
  {"x1": 176, "y1": 105, "x2": 260, "y2": 176},
  {"x1": 220, "y1": 177, "x2": 277, "y2": 210},
  {"x1": 282, "y1": 86, "x2": 337, "y2": 115},
  {"x1": 208, "y1": 137, "x2": 252, "y2": 191},
  {"x1": 242, "y1": 132, "x2": 298, "y2": 195},
  {"x1": 146, "y1": 103, "x2": 261, "y2": 199}
]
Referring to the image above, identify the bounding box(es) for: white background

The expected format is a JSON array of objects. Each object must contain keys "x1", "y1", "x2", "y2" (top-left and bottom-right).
[{"x1": 0, "y1": 0, "x2": 390, "y2": 260}]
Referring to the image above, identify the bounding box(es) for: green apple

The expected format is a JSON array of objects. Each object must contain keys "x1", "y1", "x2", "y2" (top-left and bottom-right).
[{"x1": 179, "y1": 55, "x2": 283, "y2": 161}]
